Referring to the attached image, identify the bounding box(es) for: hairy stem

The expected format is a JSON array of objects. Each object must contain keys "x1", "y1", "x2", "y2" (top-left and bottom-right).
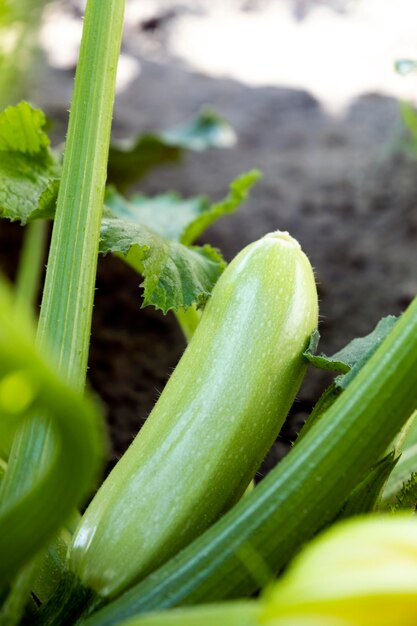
[
  {"x1": 173, "y1": 306, "x2": 201, "y2": 342},
  {"x1": 1, "y1": 0, "x2": 125, "y2": 579}
]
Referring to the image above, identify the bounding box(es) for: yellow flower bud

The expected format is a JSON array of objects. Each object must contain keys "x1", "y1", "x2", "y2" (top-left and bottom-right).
[{"x1": 261, "y1": 515, "x2": 417, "y2": 626}]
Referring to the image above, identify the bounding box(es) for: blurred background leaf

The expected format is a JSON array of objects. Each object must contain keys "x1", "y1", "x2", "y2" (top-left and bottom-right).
[{"x1": 0, "y1": 0, "x2": 49, "y2": 109}]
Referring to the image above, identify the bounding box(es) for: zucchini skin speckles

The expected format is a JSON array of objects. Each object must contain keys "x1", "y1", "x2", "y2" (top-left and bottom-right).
[{"x1": 69, "y1": 230, "x2": 318, "y2": 599}]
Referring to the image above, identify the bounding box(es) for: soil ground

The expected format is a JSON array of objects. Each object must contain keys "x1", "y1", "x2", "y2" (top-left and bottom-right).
[{"x1": 1, "y1": 0, "x2": 417, "y2": 471}]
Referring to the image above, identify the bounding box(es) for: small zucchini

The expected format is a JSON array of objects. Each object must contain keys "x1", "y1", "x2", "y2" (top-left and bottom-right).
[{"x1": 69, "y1": 231, "x2": 318, "y2": 600}]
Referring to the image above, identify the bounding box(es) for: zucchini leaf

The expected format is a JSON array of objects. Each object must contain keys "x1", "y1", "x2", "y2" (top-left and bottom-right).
[
  {"x1": 299, "y1": 315, "x2": 398, "y2": 439},
  {"x1": 337, "y1": 453, "x2": 399, "y2": 519},
  {"x1": 105, "y1": 170, "x2": 261, "y2": 245},
  {"x1": 104, "y1": 190, "x2": 208, "y2": 243},
  {"x1": 0, "y1": 104, "x2": 260, "y2": 313},
  {"x1": 304, "y1": 315, "x2": 398, "y2": 375},
  {"x1": 107, "y1": 108, "x2": 236, "y2": 189},
  {"x1": 302, "y1": 317, "x2": 406, "y2": 511},
  {"x1": 160, "y1": 108, "x2": 236, "y2": 151},
  {"x1": 391, "y1": 472, "x2": 417, "y2": 511},
  {"x1": 100, "y1": 218, "x2": 225, "y2": 313},
  {"x1": 102, "y1": 170, "x2": 260, "y2": 312},
  {"x1": 380, "y1": 411, "x2": 417, "y2": 509},
  {"x1": 0, "y1": 101, "x2": 61, "y2": 223}
]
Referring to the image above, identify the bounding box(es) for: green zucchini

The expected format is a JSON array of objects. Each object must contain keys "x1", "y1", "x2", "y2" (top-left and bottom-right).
[{"x1": 69, "y1": 230, "x2": 318, "y2": 600}]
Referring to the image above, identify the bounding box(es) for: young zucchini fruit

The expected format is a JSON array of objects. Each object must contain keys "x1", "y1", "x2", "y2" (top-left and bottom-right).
[{"x1": 69, "y1": 231, "x2": 318, "y2": 600}]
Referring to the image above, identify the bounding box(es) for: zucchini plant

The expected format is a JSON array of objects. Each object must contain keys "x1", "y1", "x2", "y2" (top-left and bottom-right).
[
  {"x1": 68, "y1": 230, "x2": 318, "y2": 601},
  {"x1": 0, "y1": 1, "x2": 417, "y2": 625},
  {"x1": 104, "y1": 514, "x2": 417, "y2": 626}
]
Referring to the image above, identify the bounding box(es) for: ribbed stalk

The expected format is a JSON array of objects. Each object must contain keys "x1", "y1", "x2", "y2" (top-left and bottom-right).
[
  {"x1": 36, "y1": 0, "x2": 125, "y2": 384},
  {"x1": 0, "y1": 7, "x2": 125, "y2": 622},
  {"x1": 1, "y1": 0, "x2": 125, "y2": 509}
]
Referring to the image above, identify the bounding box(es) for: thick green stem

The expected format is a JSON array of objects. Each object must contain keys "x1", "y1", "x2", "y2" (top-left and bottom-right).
[
  {"x1": 15, "y1": 220, "x2": 48, "y2": 313},
  {"x1": 173, "y1": 306, "x2": 201, "y2": 342},
  {"x1": 0, "y1": 0, "x2": 125, "y2": 584},
  {"x1": 37, "y1": 0, "x2": 125, "y2": 384},
  {"x1": 84, "y1": 296, "x2": 417, "y2": 626}
]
